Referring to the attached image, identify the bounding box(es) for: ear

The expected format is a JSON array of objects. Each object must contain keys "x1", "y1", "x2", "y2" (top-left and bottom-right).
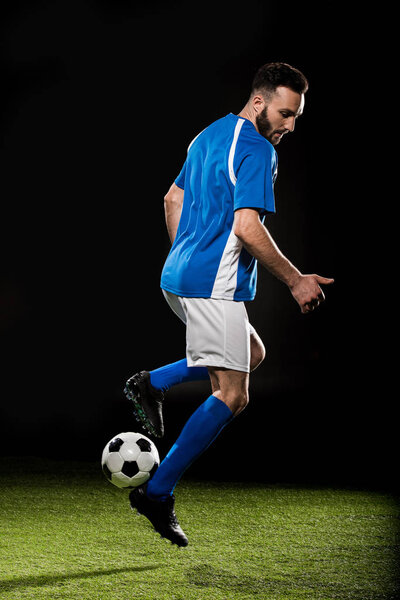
[{"x1": 251, "y1": 93, "x2": 266, "y2": 114}]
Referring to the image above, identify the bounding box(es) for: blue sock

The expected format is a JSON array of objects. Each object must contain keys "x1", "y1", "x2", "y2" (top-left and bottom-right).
[
  {"x1": 146, "y1": 395, "x2": 233, "y2": 501},
  {"x1": 149, "y1": 359, "x2": 209, "y2": 393}
]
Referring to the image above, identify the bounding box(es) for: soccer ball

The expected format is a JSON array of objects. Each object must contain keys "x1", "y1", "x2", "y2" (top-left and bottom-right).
[{"x1": 101, "y1": 432, "x2": 159, "y2": 489}]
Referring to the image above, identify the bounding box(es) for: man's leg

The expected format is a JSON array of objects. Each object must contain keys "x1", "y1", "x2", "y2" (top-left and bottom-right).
[
  {"x1": 144, "y1": 368, "x2": 250, "y2": 501},
  {"x1": 129, "y1": 368, "x2": 248, "y2": 546},
  {"x1": 143, "y1": 331, "x2": 266, "y2": 500},
  {"x1": 149, "y1": 359, "x2": 209, "y2": 392},
  {"x1": 145, "y1": 391, "x2": 234, "y2": 500},
  {"x1": 128, "y1": 296, "x2": 266, "y2": 545},
  {"x1": 124, "y1": 360, "x2": 209, "y2": 438}
]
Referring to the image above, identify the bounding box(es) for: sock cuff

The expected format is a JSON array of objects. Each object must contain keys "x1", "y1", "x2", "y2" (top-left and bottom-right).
[{"x1": 203, "y1": 394, "x2": 234, "y2": 421}]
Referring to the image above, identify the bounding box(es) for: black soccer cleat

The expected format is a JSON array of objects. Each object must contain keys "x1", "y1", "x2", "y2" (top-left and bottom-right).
[
  {"x1": 130, "y1": 485, "x2": 188, "y2": 547},
  {"x1": 124, "y1": 371, "x2": 164, "y2": 438}
]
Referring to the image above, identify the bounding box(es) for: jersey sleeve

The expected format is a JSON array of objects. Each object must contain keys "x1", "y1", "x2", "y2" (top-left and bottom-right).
[
  {"x1": 174, "y1": 160, "x2": 187, "y2": 190},
  {"x1": 233, "y1": 143, "x2": 277, "y2": 214}
]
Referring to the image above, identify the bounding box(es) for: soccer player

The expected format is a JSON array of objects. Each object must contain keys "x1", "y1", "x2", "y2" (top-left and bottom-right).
[{"x1": 126, "y1": 62, "x2": 334, "y2": 546}]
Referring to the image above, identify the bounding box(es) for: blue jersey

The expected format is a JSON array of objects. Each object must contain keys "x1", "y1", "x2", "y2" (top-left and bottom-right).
[{"x1": 160, "y1": 113, "x2": 278, "y2": 301}]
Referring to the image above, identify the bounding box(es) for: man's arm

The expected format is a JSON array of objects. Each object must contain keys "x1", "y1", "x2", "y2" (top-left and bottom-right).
[
  {"x1": 164, "y1": 183, "x2": 184, "y2": 244},
  {"x1": 234, "y1": 208, "x2": 334, "y2": 313}
]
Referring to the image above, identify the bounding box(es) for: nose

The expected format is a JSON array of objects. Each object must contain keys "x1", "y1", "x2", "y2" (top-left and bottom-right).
[{"x1": 285, "y1": 116, "x2": 296, "y2": 132}]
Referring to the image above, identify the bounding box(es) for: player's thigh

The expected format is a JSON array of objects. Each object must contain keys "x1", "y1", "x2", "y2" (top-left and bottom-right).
[{"x1": 249, "y1": 325, "x2": 266, "y2": 371}]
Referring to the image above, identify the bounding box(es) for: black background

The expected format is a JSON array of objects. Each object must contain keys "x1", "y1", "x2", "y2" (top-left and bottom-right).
[{"x1": 0, "y1": 2, "x2": 395, "y2": 490}]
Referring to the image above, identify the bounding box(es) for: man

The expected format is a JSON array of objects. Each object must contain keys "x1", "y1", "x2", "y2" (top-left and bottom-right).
[{"x1": 125, "y1": 62, "x2": 334, "y2": 547}]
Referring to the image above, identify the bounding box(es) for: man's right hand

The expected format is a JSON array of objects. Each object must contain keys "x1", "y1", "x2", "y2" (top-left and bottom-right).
[{"x1": 289, "y1": 274, "x2": 334, "y2": 314}]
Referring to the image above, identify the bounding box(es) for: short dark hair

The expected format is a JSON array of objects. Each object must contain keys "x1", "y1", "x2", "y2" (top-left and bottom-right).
[{"x1": 251, "y1": 62, "x2": 308, "y2": 98}]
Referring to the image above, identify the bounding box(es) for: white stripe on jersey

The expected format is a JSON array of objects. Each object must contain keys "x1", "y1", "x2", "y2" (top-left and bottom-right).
[
  {"x1": 211, "y1": 118, "x2": 246, "y2": 299},
  {"x1": 228, "y1": 118, "x2": 245, "y2": 185},
  {"x1": 211, "y1": 227, "x2": 243, "y2": 299}
]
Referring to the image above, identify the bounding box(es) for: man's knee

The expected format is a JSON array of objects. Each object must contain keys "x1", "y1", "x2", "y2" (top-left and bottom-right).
[
  {"x1": 208, "y1": 368, "x2": 249, "y2": 417},
  {"x1": 224, "y1": 388, "x2": 249, "y2": 415}
]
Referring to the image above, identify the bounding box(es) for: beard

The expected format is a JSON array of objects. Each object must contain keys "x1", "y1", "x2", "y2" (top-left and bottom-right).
[
  {"x1": 255, "y1": 107, "x2": 273, "y2": 140},
  {"x1": 255, "y1": 107, "x2": 283, "y2": 145}
]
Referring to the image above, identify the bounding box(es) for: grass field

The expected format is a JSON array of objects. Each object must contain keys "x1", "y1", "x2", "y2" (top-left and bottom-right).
[{"x1": 0, "y1": 457, "x2": 399, "y2": 600}]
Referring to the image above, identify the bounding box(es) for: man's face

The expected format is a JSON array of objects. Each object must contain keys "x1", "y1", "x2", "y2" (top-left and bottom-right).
[{"x1": 255, "y1": 86, "x2": 305, "y2": 145}]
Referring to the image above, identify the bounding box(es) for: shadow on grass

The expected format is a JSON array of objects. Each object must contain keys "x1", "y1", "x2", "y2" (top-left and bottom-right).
[
  {"x1": 186, "y1": 563, "x2": 399, "y2": 600},
  {"x1": 0, "y1": 564, "x2": 161, "y2": 592}
]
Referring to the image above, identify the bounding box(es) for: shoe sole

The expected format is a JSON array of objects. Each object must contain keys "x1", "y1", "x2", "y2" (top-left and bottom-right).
[{"x1": 124, "y1": 384, "x2": 160, "y2": 438}]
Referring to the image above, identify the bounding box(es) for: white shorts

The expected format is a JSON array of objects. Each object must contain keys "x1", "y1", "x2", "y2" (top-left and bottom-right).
[{"x1": 162, "y1": 290, "x2": 255, "y2": 373}]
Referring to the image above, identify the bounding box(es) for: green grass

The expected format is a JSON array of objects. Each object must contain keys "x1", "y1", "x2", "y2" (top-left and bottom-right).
[{"x1": 0, "y1": 457, "x2": 399, "y2": 600}]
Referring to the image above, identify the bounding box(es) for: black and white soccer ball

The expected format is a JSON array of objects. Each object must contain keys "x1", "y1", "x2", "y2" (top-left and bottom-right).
[{"x1": 101, "y1": 432, "x2": 159, "y2": 489}]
